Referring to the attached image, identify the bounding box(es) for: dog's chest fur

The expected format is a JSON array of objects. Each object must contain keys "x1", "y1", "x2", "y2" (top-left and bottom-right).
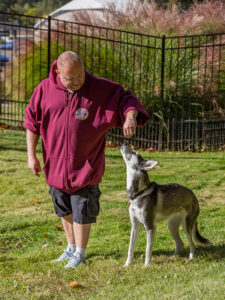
[
  {"x1": 129, "y1": 200, "x2": 147, "y2": 224},
  {"x1": 128, "y1": 185, "x2": 158, "y2": 227}
]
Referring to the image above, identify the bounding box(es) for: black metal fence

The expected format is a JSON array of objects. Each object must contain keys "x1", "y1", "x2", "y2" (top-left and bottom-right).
[
  {"x1": 109, "y1": 114, "x2": 225, "y2": 151},
  {"x1": 0, "y1": 12, "x2": 225, "y2": 150}
]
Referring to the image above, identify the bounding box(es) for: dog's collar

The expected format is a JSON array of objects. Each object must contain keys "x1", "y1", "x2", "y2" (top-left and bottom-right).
[{"x1": 127, "y1": 182, "x2": 157, "y2": 201}]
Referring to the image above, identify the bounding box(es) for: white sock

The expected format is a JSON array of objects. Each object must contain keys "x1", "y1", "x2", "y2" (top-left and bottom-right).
[
  {"x1": 75, "y1": 247, "x2": 86, "y2": 258},
  {"x1": 67, "y1": 244, "x2": 76, "y2": 252}
]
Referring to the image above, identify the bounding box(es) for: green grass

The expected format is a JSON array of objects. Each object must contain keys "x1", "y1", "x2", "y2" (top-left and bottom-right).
[{"x1": 0, "y1": 130, "x2": 225, "y2": 300}]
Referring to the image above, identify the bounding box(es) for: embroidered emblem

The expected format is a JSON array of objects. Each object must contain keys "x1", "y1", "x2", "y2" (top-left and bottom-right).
[{"x1": 75, "y1": 108, "x2": 89, "y2": 120}]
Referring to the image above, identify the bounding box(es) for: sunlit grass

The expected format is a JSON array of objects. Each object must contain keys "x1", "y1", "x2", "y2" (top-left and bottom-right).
[{"x1": 0, "y1": 130, "x2": 225, "y2": 299}]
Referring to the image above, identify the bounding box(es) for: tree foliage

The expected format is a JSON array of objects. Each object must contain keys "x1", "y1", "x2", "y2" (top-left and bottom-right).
[{"x1": 0, "y1": 0, "x2": 68, "y2": 16}]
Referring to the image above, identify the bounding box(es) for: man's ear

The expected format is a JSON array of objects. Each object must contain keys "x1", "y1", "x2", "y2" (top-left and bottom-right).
[
  {"x1": 55, "y1": 69, "x2": 59, "y2": 74},
  {"x1": 140, "y1": 160, "x2": 158, "y2": 171}
]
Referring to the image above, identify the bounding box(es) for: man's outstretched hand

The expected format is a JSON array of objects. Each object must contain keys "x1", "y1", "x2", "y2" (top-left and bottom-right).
[{"x1": 123, "y1": 110, "x2": 138, "y2": 138}]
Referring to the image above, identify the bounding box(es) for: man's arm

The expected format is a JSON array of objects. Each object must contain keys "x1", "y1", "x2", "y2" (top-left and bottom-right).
[
  {"x1": 123, "y1": 110, "x2": 138, "y2": 138},
  {"x1": 26, "y1": 129, "x2": 42, "y2": 177}
]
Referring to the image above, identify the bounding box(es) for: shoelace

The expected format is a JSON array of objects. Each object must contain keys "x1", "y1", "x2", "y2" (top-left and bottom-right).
[
  {"x1": 60, "y1": 250, "x2": 73, "y2": 258},
  {"x1": 67, "y1": 256, "x2": 79, "y2": 266}
]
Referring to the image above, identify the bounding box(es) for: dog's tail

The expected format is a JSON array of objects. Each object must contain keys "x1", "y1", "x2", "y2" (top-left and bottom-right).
[{"x1": 193, "y1": 221, "x2": 213, "y2": 245}]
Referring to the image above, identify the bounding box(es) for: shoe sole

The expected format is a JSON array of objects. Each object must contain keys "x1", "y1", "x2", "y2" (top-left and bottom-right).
[
  {"x1": 64, "y1": 261, "x2": 86, "y2": 269},
  {"x1": 51, "y1": 257, "x2": 71, "y2": 263}
]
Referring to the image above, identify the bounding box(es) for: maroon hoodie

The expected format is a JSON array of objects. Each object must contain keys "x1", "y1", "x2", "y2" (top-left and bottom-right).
[{"x1": 24, "y1": 60, "x2": 150, "y2": 194}]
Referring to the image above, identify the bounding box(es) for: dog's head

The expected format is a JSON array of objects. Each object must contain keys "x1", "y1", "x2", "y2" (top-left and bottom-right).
[{"x1": 120, "y1": 144, "x2": 158, "y2": 172}]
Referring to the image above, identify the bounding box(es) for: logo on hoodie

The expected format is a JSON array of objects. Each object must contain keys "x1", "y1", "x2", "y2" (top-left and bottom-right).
[{"x1": 75, "y1": 108, "x2": 89, "y2": 120}]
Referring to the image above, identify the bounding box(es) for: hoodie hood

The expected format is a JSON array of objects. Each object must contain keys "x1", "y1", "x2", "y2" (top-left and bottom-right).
[{"x1": 49, "y1": 60, "x2": 66, "y2": 91}]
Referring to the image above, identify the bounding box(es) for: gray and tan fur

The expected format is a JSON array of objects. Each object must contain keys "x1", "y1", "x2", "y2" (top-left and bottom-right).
[{"x1": 120, "y1": 144, "x2": 212, "y2": 266}]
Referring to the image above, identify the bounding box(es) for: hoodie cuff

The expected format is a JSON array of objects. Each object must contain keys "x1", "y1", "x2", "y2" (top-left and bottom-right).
[
  {"x1": 24, "y1": 120, "x2": 40, "y2": 135},
  {"x1": 123, "y1": 107, "x2": 150, "y2": 126}
]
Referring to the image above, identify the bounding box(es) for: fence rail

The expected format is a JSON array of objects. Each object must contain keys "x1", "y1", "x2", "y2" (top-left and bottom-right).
[
  {"x1": 0, "y1": 12, "x2": 225, "y2": 150},
  {"x1": 109, "y1": 115, "x2": 225, "y2": 151}
]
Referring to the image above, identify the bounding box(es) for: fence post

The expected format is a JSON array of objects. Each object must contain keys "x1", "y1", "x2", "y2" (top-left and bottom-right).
[
  {"x1": 195, "y1": 118, "x2": 199, "y2": 150},
  {"x1": 161, "y1": 35, "x2": 165, "y2": 102},
  {"x1": 158, "y1": 35, "x2": 166, "y2": 151},
  {"x1": 47, "y1": 16, "x2": 51, "y2": 75}
]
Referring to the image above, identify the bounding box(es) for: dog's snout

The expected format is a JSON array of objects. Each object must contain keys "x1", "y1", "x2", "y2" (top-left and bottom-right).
[
  {"x1": 121, "y1": 142, "x2": 130, "y2": 148},
  {"x1": 121, "y1": 143, "x2": 131, "y2": 154},
  {"x1": 121, "y1": 143, "x2": 128, "y2": 151}
]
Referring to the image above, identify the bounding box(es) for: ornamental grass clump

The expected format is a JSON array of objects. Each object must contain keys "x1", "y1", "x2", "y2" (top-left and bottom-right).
[{"x1": 75, "y1": 0, "x2": 225, "y2": 36}]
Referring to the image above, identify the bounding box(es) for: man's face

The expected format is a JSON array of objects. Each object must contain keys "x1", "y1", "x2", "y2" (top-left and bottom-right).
[{"x1": 56, "y1": 62, "x2": 85, "y2": 91}]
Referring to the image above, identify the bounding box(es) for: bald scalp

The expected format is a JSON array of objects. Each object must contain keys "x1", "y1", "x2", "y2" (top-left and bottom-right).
[{"x1": 57, "y1": 51, "x2": 83, "y2": 72}]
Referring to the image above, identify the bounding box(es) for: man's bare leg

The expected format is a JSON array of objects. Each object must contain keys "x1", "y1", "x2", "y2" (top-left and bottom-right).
[
  {"x1": 64, "y1": 223, "x2": 91, "y2": 268},
  {"x1": 73, "y1": 223, "x2": 91, "y2": 249},
  {"x1": 52, "y1": 214, "x2": 75, "y2": 262},
  {"x1": 61, "y1": 214, "x2": 75, "y2": 245}
]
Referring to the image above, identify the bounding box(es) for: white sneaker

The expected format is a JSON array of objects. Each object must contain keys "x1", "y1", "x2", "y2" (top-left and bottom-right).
[
  {"x1": 64, "y1": 253, "x2": 86, "y2": 269},
  {"x1": 51, "y1": 249, "x2": 75, "y2": 263}
]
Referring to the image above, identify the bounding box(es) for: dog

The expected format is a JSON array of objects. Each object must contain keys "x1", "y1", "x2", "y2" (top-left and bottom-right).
[{"x1": 120, "y1": 144, "x2": 212, "y2": 266}]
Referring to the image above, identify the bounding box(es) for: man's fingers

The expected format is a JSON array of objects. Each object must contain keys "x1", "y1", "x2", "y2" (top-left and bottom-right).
[
  {"x1": 123, "y1": 126, "x2": 137, "y2": 138},
  {"x1": 34, "y1": 170, "x2": 40, "y2": 177},
  {"x1": 28, "y1": 158, "x2": 42, "y2": 177},
  {"x1": 32, "y1": 166, "x2": 41, "y2": 177},
  {"x1": 123, "y1": 127, "x2": 136, "y2": 138},
  {"x1": 124, "y1": 129, "x2": 134, "y2": 138},
  {"x1": 123, "y1": 118, "x2": 137, "y2": 138}
]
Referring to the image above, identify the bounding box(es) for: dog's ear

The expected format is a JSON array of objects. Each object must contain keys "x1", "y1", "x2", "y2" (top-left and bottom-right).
[{"x1": 140, "y1": 160, "x2": 158, "y2": 171}]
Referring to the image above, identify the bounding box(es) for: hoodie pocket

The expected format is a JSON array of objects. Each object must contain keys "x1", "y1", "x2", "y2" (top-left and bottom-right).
[
  {"x1": 43, "y1": 157, "x2": 65, "y2": 189},
  {"x1": 69, "y1": 159, "x2": 94, "y2": 187}
]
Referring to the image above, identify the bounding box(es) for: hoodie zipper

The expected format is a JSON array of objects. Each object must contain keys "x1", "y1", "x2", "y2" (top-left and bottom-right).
[{"x1": 65, "y1": 92, "x2": 73, "y2": 190}]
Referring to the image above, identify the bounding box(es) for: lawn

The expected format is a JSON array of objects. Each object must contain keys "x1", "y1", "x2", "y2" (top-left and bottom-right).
[{"x1": 0, "y1": 130, "x2": 224, "y2": 300}]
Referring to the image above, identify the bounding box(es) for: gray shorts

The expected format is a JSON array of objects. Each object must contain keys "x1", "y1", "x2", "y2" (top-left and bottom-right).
[{"x1": 49, "y1": 185, "x2": 101, "y2": 224}]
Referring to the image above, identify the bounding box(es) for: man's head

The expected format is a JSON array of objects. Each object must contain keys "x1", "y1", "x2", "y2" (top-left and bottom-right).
[{"x1": 56, "y1": 51, "x2": 85, "y2": 91}]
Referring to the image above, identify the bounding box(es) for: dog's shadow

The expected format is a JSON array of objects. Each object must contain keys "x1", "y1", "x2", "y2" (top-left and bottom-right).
[
  {"x1": 132, "y1": 243, "x2": 225, "y2": 262},
  {"x1": 88, "y1": 243, "x2": 225, "y2": 262}
]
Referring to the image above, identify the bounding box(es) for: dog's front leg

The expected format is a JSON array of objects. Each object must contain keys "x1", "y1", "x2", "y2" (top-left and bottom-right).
[
  {"x1": 124, "y1": 219, "x2": 140, "y2": 267},
  {"x1": 145, "y1": 225, "x2": 156, "y2": 266}
]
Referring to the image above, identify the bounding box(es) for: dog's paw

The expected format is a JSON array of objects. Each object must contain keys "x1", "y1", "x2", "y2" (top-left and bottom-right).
[
  {"x1": 174, "y1": 249, "x2": 183, "y2": 255},
  {"x1": 174, "y1": 243, "x2": 184, "y2": 255},
  {"x1": 123, "y1": 262, "x2": 130, "y2": 267},
  {"x1": 188, "y1": 253, "x2": 194, "y2": 261}
]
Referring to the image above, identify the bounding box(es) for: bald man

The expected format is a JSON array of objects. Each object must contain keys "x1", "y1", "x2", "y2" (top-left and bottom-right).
[{"x1": 24, "y1": 51, "x2": 149, "y2": 269}]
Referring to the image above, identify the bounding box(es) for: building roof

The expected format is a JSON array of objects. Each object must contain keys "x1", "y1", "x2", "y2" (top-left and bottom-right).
[
  {"x1": 35, "y1": 0, "x2": 132, "y2": 27},
  {"x1": 50, "y1": 0, "x2": 130, "y2": 16}
]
